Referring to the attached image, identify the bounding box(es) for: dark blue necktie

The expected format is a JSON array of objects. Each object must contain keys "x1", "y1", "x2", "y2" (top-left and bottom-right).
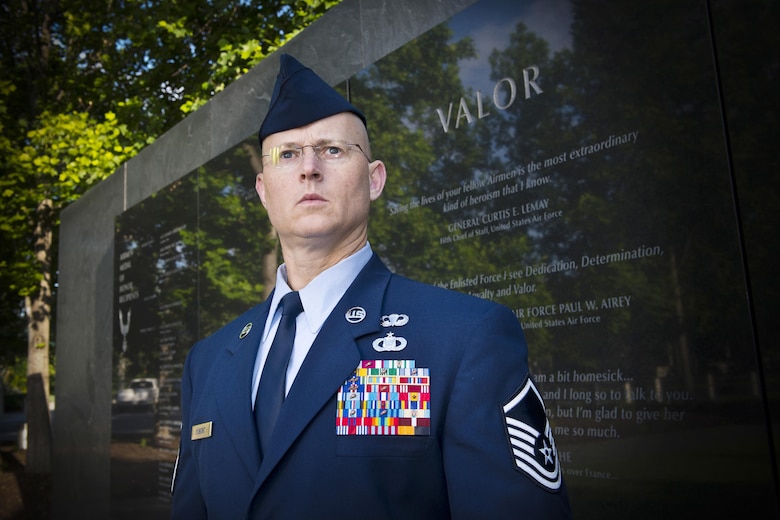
[{"x1": 255, "y1": 291, "x2": 303, "y2": 454}]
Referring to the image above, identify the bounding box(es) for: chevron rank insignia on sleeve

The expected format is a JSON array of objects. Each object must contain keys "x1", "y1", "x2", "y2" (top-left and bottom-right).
[{"x1": 502, "y1": 376, "x2": 562, "y2": 491}]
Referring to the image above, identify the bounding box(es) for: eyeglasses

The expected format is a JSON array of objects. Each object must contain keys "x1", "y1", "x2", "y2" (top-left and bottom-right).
[{"x1": 261, "y1": 141, "x2": 370, "y2": 170}]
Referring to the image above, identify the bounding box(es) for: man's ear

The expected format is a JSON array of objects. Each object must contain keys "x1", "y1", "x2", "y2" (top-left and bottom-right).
[
  {"x1": 255, "y1": 172, "x2": 267, "y2": 207},
  {"x1": 368, "y1": 160, "x2": 387, "y2": 201}
]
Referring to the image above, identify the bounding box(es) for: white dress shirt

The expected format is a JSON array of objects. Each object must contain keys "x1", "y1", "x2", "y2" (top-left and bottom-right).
[{"x1": 251, "y1": 242, "x2": 373, "y2": 407}]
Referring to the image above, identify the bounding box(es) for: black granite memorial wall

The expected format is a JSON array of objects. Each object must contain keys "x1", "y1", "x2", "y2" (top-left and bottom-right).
[{"x1": 109, "y1": 0, "x2": 779, "y2": 517}]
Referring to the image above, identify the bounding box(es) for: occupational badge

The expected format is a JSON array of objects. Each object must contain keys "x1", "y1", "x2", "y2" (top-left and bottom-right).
[{"x1": 372, "y1": 332, "x2": 407, "y2": 352}]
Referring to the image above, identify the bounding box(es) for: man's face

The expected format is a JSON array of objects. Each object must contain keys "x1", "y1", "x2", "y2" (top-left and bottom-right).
[{"x1": 256, "y1": 112, "x2": 386, "y2": 252}]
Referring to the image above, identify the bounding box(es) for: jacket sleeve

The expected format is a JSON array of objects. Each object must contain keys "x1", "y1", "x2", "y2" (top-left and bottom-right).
[
  {"x1": 170, "y1": 344, "x2": 208, "y2": 520},
  {"x1": 441, "y1": 303, "x2": 572, "y2": 519}
]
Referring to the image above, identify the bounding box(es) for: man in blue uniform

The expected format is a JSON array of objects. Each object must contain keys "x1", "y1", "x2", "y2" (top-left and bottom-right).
[{"x1": 170, "y1": 53, "x2": 571, "y2": 519}]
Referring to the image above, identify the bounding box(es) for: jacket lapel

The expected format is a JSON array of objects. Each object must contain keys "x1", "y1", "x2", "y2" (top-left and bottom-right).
[
  {"x1": 213, "y1": 299, "x2": 272, "y2": 479},
  {"x1": 253, "y1": 254, "x2": 391, "y2": 485}
]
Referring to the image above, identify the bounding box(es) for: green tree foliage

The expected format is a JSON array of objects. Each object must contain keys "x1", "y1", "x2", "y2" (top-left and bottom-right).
[
  {"x1": 0, "y1": 0, "x2": 341, "y2": 393},
  {"x1": 188, "y1": 143, "x2": 277, "y2": 337},
  {"x1": 358, "y1": 23, "x2": 557, "y2": 362}
]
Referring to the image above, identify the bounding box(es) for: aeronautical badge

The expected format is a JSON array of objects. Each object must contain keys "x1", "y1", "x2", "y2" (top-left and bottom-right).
[
  {"x1": 380, "y1": 313, "x2": 409, "y2": 327},
  {"x1": 502, "y1": 377, "x2": 562, "y2": 491}
]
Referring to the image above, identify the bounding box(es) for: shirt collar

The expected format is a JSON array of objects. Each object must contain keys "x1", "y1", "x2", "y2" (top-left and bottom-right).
[{"x1": 264, "y1": 242, "x2": 373, "y2": 339}]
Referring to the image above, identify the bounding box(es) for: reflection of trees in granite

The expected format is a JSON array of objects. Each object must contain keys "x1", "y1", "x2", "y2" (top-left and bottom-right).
[
  {"x1": 112, "y1": 143, "x2": 276, "y2": 504},
  {"x1": 114, "y1": 145, "x2": 276, "y2": 389},
  {"x1": 182, "y1": 141, "x2": 276, "y2": 338},
  {"x1": 356, "y1": 18, "x2": 566, "y2": 362},
  {"x1": 358, "y1": 2, "x2": 753, "y2": 411},
  {"x1": 529, "y1": 1, "x2": 749, "y2": 399},
  {"x1": 350, "y1": 4, "x2": 773, "y2": 515}
]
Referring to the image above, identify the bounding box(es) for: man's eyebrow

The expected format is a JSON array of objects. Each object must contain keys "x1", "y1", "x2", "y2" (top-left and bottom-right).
[{"x1": 272, "y1": 138, "x2": 347, "y2": 148}]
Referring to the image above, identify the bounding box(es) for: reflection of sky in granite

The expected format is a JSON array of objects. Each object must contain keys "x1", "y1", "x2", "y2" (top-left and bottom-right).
[{"x1": 450, "y1": 0, "x2": 572, "y2": 94}]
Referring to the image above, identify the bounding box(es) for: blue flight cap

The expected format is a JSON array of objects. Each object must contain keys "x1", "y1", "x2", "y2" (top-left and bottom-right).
[{"x1": 258, "y1": 54, "x2": 367, "y2": 144}]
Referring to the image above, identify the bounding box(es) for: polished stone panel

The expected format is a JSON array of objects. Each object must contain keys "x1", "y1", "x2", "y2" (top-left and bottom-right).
[
  {"x1": 711, "y1": 0, "x2": 780, "y2": 482},
  {"x1": 349, "y1": 1, "x2": 777, "y2": 515},
  {"x1": 55, "y1": 0, "x2": 779, "y2": 518},
  {"x1": 55, "y1": 172, "x2": 124, "y2": 520}
]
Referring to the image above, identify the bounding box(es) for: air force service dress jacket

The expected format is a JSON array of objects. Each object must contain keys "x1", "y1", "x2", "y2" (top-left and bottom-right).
[{"x1": 171, "y1": 253, "x2": 571, "y2": 519}]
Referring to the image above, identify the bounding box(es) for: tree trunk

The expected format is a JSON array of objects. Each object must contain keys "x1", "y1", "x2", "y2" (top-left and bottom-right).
[{"x1": 25, "y1": 198, "x2": 53, "y2": 473}]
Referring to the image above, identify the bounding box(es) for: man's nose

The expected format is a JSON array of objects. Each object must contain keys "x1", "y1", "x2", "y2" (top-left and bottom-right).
[{"x1": 300, "y1": 148, "x2": 322, "y2": 178}]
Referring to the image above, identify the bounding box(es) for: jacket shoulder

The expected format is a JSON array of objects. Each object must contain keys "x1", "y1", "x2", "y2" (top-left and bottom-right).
[
  {"x1": 386, "y1": 273, "x2": 504, "y2": 314},
  {"x1": 187, "y1": 301, "x2": 268, "y2": 358}
]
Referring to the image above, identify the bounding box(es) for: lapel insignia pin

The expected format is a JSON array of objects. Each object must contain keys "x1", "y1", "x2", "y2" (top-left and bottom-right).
[
  {"x1": 381, "y1": 313, "x2": 409, "y2": 327},
  {"x1": 239, "y1": 322, "x2": 252, "y2": 339},
  {"x1": 372, "y1": 332, "x2": 408, "y2": 352},
  {"x1": 345, "y1": 307, "x2": 366, "y2": 323}
]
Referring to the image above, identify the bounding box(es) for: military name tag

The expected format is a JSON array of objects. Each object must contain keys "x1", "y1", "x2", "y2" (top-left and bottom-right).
[
  {"x1": 336, "y1": 359, "x2": 430, "y2": 436},
  {"x1": 191, "y1": 421, "x2": 213, "y2": 440}
]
